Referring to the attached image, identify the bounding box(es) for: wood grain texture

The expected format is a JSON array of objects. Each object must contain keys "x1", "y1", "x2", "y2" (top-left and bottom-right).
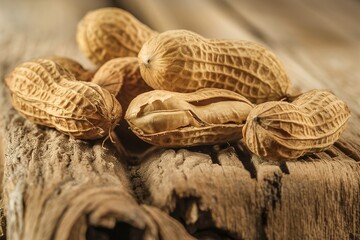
[{"x1": 131, "y1": 142, "x2": 360, "y2": 239}]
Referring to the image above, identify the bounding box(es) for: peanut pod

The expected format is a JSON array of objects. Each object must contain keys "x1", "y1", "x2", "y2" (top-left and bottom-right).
[
  {"x1": 92, "y1": 57, "x2": 152, "y2": 111},
  {"x1": 77, "y1": 7, "x2": 158, "y2": 65},
  {"x1": 125, "y1": 88, "x2": 254, "y2": 147},
  {"x1": 242, "y1": 90, "x2": 351, "y2": 160},
  {"x1": 5, "y1": 59, "x2": 122, "y2": 140},
  {"x1": 138, "y1": 29, "x2": 291, "y2": 104},
  {"x1": 48, "y1": 56, "x2": 94, "y2": 82}
]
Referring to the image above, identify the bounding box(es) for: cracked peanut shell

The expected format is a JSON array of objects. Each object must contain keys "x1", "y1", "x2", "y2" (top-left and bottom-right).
[{"x1": 125, "y1": 88, "x2": 254, "y2": 147}]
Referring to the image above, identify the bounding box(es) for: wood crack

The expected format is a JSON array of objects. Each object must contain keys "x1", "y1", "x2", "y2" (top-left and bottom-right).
[{"x1": 233, "y1": 141, "x2": 257, "y2": 178}]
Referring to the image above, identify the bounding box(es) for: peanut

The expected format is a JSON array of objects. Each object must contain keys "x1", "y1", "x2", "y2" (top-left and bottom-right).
[
  {"x1": 242, "y1": 90, "x2": 350, "y2": 161},
  {"x1": 5, "y1": 59, "x2": 122, "y2": 140},
  {"x1": 125, "y1": 88, "x2": 254, "y2": 147},
  {"x1": 138, "y1": 29, "x2": 291, "y2": 104},
  {"x1": 77, "y1": 7, "x2": 158, "y2": 65},
  {"x1": 48, "y1": 56, "x2": 94, "y2": 82},
  {"x1": 92, "y1": 57, "x2": 152, "y2": 111}
]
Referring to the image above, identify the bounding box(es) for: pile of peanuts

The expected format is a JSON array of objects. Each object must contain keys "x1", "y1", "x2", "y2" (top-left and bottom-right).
[{"x1": 5, "y1": 8, "x2": 350, "y2": 161}]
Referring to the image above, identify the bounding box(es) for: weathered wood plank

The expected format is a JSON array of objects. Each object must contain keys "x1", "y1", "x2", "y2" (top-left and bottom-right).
[
  {"x1": 131, "y1": 141, "x2": 360, "y2": 239},
  {"x1": 131, "y1": 146, "x2": 261, "y2": 239}
]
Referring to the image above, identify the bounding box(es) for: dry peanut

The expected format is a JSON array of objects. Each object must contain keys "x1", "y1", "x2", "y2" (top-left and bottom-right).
[
  {"x1": 92, "y1": 57, "x2": 152, "y2": 111},
  {"x1": 242, "y1": 90, "x2": 350, "y2": 161},
  {"x1": 77, "y1": 7, "x2": 157, "y2": 65},
  {"x1": 125, "y1": 88, "x2": 254, "y2": 147},
  {"x1": 92, "y1": 57, "x2": 153, "y2": 150},
  {"x1": 138, "y1": 29, "x2": 291, "y2": 104},
  {"x1": 5, "y1": 59, "x2": 122, "y2": 140},
  {"x1": 48, "y1": 56, "x2": 94, "y2": 82}
]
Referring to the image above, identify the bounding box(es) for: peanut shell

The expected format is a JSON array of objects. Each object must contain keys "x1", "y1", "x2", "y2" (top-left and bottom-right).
[
  {"x1": 5, "y1": 59, "x2": 122, "y2": 140},
  {"x1": 139, "y1": 29, "x2": 290, "y2": 104}
]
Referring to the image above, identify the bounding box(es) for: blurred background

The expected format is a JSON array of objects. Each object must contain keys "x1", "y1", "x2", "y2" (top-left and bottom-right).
[{"x1": 0, "y1": 0, "x2": 359, "y2": 113}]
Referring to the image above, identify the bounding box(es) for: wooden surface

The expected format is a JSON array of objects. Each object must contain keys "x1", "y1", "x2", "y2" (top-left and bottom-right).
[{"x1": 0, "y1": 0, "x2": 360, "y2": 239}]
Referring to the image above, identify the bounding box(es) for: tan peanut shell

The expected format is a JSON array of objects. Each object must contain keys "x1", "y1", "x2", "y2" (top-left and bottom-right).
[
  {"x1": 48, "y1": 56, "x2": 94, "y2": 82},
  {"x1": 125, "y1": 88, "x2": 254, "y2": 147},
  {"x1": 242, "y1": 90, "x2": 351, "y2": 161},
  {"x1": 77, "y1": 7, "x2": 158, "y2": 65},
  {"x1": 138, "y1": 29, "x2": 291, "y2": 104},
  {"x1": 92, "y1": 57, "x2": 152, "y2": 110},
  {"x1": 5, "y1": 59, "x2": 122, "y2": 140}
]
